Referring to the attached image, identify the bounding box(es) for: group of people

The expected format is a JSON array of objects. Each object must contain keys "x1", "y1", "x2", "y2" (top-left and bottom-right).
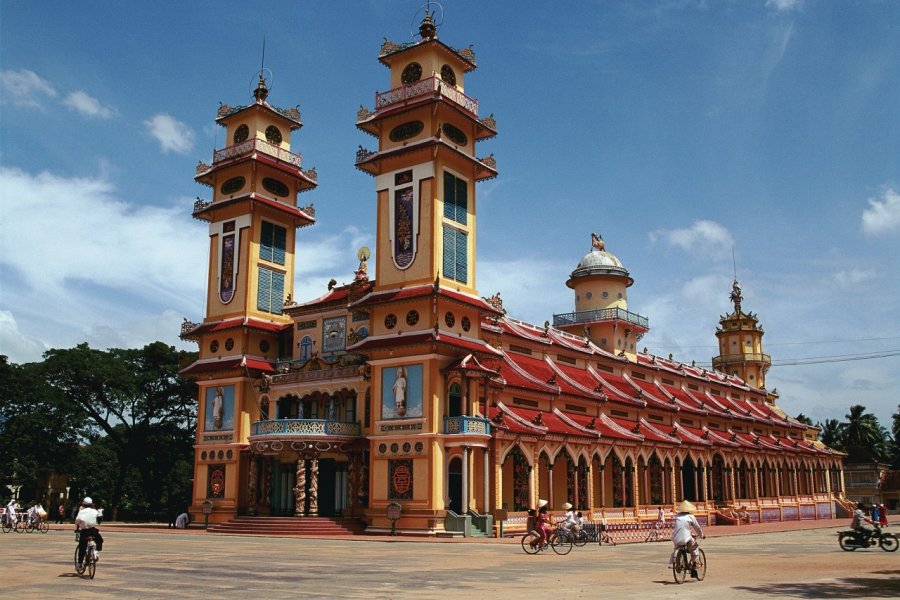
[
  {"x1": 527, "y1": 499, "x2": 705, "y2": 578},
  {"x1": 3, "y1": 499, "x2": 48, "y2": 528}
]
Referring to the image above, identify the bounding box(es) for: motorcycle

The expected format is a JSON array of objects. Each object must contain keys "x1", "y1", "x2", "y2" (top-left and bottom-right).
[{"x1": 838, "y1": 525, "x2": 898, "y2": 552}]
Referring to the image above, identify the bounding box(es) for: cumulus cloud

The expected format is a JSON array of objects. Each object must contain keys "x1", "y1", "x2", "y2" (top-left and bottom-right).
[
  {"x1": 144, "y1": 113, "x2": 195, "y2": 154},
  {"x1": 648, "y1": 220, "x2": 734, "y2": 257},
  {"x1": 0, "y1": 166, "x2": 207, "y2": 362},
  {"x1": 766, "y1": 0, "x2": 803, "y2": 11},
  {"x1": 63, "y1": 90, "x2": 114, "y2": 118},
  {"x1": 0, "y1": 69, "x2": 57, "y2": 107},
  {"x1": 861, "y1": 187, "x2": 900, "y2": 235}
]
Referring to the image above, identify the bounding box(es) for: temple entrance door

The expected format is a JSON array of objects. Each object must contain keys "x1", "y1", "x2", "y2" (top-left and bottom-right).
[
  {"x1": 682, "y1": 459, "x2": 697, "y2": 502},
  {"x1": 448, "y1": 457, "x2": 463, "y2": 514},
  {"x1": 319, "y1": 459, "x2": 337, "y2": 517},
  {"x1": 270, "y1": 462, "x2": 296, "y2": 516}
]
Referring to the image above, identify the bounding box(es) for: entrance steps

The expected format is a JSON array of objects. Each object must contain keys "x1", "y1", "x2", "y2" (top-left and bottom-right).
[{"x1": 207, "y1": 516, "x2": 367, "y2": 537}]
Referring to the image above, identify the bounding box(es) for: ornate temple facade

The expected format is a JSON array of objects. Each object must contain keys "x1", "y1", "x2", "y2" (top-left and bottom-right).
[{"x1": 179, "y1": 11, "x2": 844, "y2": 535}]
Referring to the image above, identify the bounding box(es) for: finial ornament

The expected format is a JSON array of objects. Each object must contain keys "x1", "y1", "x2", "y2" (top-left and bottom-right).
[
  {"x1": 591, "y1": 232, "x2": 605, "y2": 251},
  {"x1": 411, "y1": 1, "x2": 443, "y2": 40},
  {"x1": 730, "y1": 279, "x2": 743, "y2": 313}
]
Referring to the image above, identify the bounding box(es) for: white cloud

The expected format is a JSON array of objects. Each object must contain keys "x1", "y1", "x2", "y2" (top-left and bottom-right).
[
  {"x1": 861, "y1": 187, "x2": 900, "y2": 236},
  {"x1": 63, "y1": 90, "x2": 114, "y2": 118},
  {"x1": 0, "y1": 166, "x2": 207, "y2": 362},
  {"x1": 833, "y1": 269, "x2": 876, "y2": 287},
  {"x1": 648, "y1": 220, "x2": 734, "y2": 257},
  {"x1": 0, "y1": 310, "x2": 48, "y2": 363},
  {"x1": 479, "y1": 258, "x2": 571, "y2": 326},
  {"x1": 144, "y1": 113, "x2": 195, "y2": 154},
  {"x1": 766, "y1": 0, "x2": 803, "y2": 12},
  {"x1": 0, "y1": 69, "x2": 57, "y2": 107}
]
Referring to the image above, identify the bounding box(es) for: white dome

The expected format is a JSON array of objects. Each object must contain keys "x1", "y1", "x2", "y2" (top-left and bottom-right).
[{"x1": 567, "y1": 249, "x2": 633, "y2": 286}]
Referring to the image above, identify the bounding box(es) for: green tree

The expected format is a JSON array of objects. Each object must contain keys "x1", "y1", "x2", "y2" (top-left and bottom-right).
[
  {"x1": 892, "y1": 404, "x2": 900, "y2": 468},
  {"x1": 0, "y1": 356, "x2": 81, "y2": 500},
  {"x1": 795, "y1": 413, "x2": 813, "y2": 426},
  {"x1": 842, "y1": 405, "x2": 887, "y2": 460},
  {"x1": 40, "y1": 342, "x2": 197, "y2": 518},
  {"x1": 818, "y1": 418, "x2": 843, "y2": 450}
]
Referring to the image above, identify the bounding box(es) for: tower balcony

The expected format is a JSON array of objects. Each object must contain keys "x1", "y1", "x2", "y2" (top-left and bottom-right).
[
  {"x1": 373, "y1": 75, "x2": 478, "y2": 117},
  {"x1": 552, "y1": 307, "x2": 649, "y2": 330},
  {"x1": 712, "y1": 353, "x2": 772, "y2": 367},
  {"x1": 195, "y1": 138, "x2": 305, "y2": 180},
  {"x1": 443, "y1": 415, "x2": 491, "y2": 436},
  {"x1": 250, "y1": 418, "x2": 361, "y2": 440}
]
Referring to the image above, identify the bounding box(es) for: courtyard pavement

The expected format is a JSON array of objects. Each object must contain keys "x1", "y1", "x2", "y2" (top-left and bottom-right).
[{"x1": 4, "y1": 519, "x2": 898, "y2": 599}]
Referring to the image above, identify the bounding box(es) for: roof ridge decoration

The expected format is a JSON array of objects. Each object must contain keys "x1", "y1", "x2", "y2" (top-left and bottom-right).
[
  {"x1": 599, "y1": 412, "x2": 644, "y2": 441},
  {"x1": 496, "y1": 401, "x2": 547, "y2": 433},
  {"x1": 501, "y1": 353, "x2": 558, "y2": 392},
  {"x1": 545, "y1": 357, "x2": 606, "y2": 400},
  {"x1": 638, "y1": 416, "x2": 679, "y2": 443}
]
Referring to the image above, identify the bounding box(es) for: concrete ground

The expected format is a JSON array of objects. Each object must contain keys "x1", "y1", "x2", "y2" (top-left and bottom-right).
[{"x1": 4, "y1": 520, "x2": 898, "y2": 599}]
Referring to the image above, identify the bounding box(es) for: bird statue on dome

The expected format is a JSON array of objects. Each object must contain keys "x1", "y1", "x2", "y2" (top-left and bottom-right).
[{"x1": 591, "y1": 232, "x2": 605, "y2": 251}]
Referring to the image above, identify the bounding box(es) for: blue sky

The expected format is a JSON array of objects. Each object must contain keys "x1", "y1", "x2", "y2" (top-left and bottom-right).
[{"x1": 1, "y1": 1, "x2": 898, "y2": 428}]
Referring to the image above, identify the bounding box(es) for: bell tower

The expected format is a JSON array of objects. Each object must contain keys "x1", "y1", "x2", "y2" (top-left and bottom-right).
[
  {"x1": 712, "y1": 279, "x2": 772, "y2": 390},
  {"x1": 181, "y1": 73, "x2": 318, "y2": 522},
  {"x1": 351, "y1": 9, "x2": 502, "y2": 533}
]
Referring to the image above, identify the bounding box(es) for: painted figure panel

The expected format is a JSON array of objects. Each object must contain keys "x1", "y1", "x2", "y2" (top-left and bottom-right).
[{"x1": 381, "y1": 364, "x2": 423, "y2": 419}]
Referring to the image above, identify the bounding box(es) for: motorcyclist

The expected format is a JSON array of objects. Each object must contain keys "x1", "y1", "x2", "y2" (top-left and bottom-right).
[
  {"x1": 851, "y1": 502, "x2": 875, "y2": 541},
  {"x1": 75, "y1": 497, "x2": 104, "y2": 564}
]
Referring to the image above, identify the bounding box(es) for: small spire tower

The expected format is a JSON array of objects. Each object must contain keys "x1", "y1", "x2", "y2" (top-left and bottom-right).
[{"x1": 712, "y1": 279, "x2": 772, "y2": 390}]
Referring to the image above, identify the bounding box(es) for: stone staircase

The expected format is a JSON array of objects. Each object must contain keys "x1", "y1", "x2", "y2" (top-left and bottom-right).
[{"x1": 207, "y1": 516, "x2": 367, "y2": 537}]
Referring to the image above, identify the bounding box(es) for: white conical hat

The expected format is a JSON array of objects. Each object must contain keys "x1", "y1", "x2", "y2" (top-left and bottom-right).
[
  {"x1": 676, "y1": 500, "x2": 696, "y2": 514},
  {"x1": 537, "y1": 499, "x2": 548, "y2": 508},
  {"x1": 561, "y1": 502, "x2": 573, "y2": 510}
]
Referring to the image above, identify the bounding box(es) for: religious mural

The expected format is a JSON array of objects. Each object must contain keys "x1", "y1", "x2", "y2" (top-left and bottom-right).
[
  {"x1": 393, "y1": 170, "x2": 415, "y2": 268},
  {"x1": 219, "y1": 222, "x2": 236, "y2": 303},
  {"x1": 381, "y1": 364, "x2": 423, "y2": 419},
  {"x1": 207, "y1": 464, "x2": 226, "y2": 498},
  {"x1": 205, "y1": 385, "x2": 235, "y2": 431},
  {"x1": 389, "y1": 459, "x2": 413, "y2": 500}
]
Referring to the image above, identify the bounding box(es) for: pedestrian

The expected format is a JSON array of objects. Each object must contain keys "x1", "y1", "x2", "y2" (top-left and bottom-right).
[
  {"x1": 57, "y1": 503, "x2": 65, "y2": 524},
  {"x1": 175, "y1": 511, "x2": 190, "y2": 529},
  {"x1": 872, "y1": 504, "x2": 880, "y2": 526},
  {"x1": 878, "y1": 504, "x2": 888, "y2": 528}
]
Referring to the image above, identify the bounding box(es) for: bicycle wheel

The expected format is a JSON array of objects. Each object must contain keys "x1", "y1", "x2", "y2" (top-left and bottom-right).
[
  {"x1": 1, "y1": 521, "x2": 11, "y2": 534},
  {"x1": 15, "y1": 520, "x2": 26, "y2": 533},
  {"x1": 521, "y1": 531, "x2": 541, "y2": 555},
  {"x1": 39, "y1": 520, "x2": 49, "y2": 533},
  {"x1": 672, "y1": 548, "x2": 688, "y2": 584},
  {"x1": 695, "y1": 548, "x2": 707, "y2": 581},
  {"x1": 88, "y1": 554, "x2": 96, "y2": 579},
  {"x1": 74, "y1": 547, "x2": 84, "y2": 575},
  {"x1": 550, "y1": 532, "x2": 573, "y2": 555},
  {"x1": 574, "y1": 530, "x2": 588, "y2": 548}
]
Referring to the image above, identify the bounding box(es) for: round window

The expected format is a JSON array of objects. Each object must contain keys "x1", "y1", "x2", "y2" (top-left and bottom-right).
[
  {"x1": 233, "y1": 124, "x2": 249, "y2": 144},
  {"x1": 406, "y1": 310, "x2": 419, "y2": 326},
  {"x1": 586, "y1": 292, "x2": 593, "y2": 299},
  {"x1": 401, "y1": 62, "x2": 422, "y2": 84},
  {"x1": 209, "y1": 340, "x2": 219, "y2": 353},
  {"x1": 220, "y1": 176, "x2": 245, "y2": 195},
  {"x1": 389, "y1": 120, "x2": 424, "y2": 142},
  {"x1": 265, "y1": 125, "x2": 282, "y2": 144},
  {"x1": 385, "y1": 314, "x2": 397, "y2": 329},
  {"x1": 461, "y1": 316, "x2": 471, "y2": 331},
  {"x1": 445, "y1": 312, "x2": 455, "y2": 327},
  {"x1": 440, "y1": 64, "x2": 457, "y2": 85},
  {"x1": 259, "y1": 340, "x2": 270, "y2": 353},
  {"x1": 441, "y1": 123, "x2": 468, "y2": 146},
  {"x1": 225, "y1": 338, "x2": 234, "y2": 351},
  {"x1": 262, "y1": 177, "x2": 289, "y2": 197}
]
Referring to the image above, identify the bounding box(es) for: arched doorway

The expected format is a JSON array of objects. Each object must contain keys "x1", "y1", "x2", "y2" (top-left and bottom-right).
[
  {"x1": 711, "y1": 455, "x2": 726, "y2": 503},
  {"x1": 448, "y1": 383, "x2": 462, "y2": 417},
  {"x1": 681, "y1": 457, "x2": 697, "y2": 502},
  {"x1": 448, "y1": 456, "x2": 463, "y2": 514}
]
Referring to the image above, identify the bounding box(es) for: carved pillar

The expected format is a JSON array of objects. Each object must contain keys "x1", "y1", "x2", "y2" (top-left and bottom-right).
[
  {"x1": 248, "y1": 457, "x2": 258, "y2": 516},
  {"x1": 547, "y1": 463, "x2": 554, "y2": 508},
  {"x1": 586, "y1": 465, "x2": 594, "y2": 510},
  {"x1": 348, "y1": 453, "x2": 359, "y2": 513},
  {"x1": 294, "y1": 458, "x2": 307, "y2": 516},
  {"x1": 461, "y1": 446, "x2": 470, "y2": 514},
  {"x1": 308, "y1": 455, "x2": 319, "y2": 516},
  {"x1": 262, "y1": 458, "x2": 273, "y2": 511},
  {"x1": 600, "y1": 464, "x2": 606, "y2": 507}
]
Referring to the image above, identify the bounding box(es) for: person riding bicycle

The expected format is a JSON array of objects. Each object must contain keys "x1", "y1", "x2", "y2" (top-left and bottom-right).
[
  {"x1": 851, "y1": 502, "x2": 875, "y2": 541},
  {"x1": 75, "y1": 497, "x2": 104, "y2": 565},
  {"x1": 26, "y1": 502, "x2": 45, "y2": 527},
  {"x1": 531, "y1": 499, "x2": 551, "y2": 549},
  {"x1": 560, "y1": 502, "x2": 578, "y2": 537},
  {"x1": 671, "y1": 500, "x2": 705, "y2": 579},
  {"x1": 5, "y1": 499, "x2": 20, "y2": 527}
]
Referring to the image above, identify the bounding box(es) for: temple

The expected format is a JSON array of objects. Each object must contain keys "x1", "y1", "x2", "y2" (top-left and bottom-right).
[{"x1": 179, "y1": 9, "x2": 845, "y2": 536}]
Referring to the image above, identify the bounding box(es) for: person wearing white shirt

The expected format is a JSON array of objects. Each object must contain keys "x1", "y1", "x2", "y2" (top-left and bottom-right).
[
  {"x1": 5, "y1": 499, "x2": 19, "y2": 527},
  {"x1": 75, "y1": 497, "x2": 104, "y2": 564},
  {"x1": 175, "y1": 512, "x2": 190, "y2": 529},
  {"x1": 670, "y1": 500, "x2": 704, "y2": 578}
]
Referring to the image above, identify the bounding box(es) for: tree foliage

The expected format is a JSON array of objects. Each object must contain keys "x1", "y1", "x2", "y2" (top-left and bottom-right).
[{"x1": 2, "y1": 343, "x2": 197, "y2": 518}]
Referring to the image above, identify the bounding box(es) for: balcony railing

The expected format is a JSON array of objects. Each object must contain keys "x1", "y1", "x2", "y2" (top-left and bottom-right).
[
  {"x1": 712, "y1": 353, "x2": 772, "y2": 364},
  {"x1": 552, "y1": 307, "x2": 649, "y2": 329},
  {"x1": 251, "y1": 419, "x2": 361, "y2": 438},
  {"x1": 375, "y1": 76, "x2": 478, "y2": 116},
  {"x1": 198, "y1": 138, "x2": 302, "y2": 175},
  {"x1": 443, "y1": 415, "x2": 491, "y2": 435}
]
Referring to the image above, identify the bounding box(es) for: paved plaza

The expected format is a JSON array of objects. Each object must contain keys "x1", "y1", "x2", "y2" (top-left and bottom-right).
[{"x1": 4, "y1": 522, "x2": 898, "y2": 599}]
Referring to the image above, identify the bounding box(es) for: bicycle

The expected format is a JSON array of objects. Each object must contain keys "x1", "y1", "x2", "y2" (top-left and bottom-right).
[
  {"x1": 645, "y1": 523, "x2": 665, "y2": 542},
  {"x1": 597, "y1": 525, "x2": 616, "y2": 546},
  {"x1": 74, "y1": 532, "x2": 99, "y2": 579},
  {"x1": 672, "y1": 537, "x2": 706, "y2": 584},
  {"x1": 28, "y1": 516, "x2": 50, "y2": 534},
  {"x1": 520, "y1": 526, "x2": 573, "y2": 555}
]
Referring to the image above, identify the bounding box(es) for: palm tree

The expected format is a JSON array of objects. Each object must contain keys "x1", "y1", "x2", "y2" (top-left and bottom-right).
[
  {"x1": 818, "y1": 419, "x2": 843, "y2": 449},
  {"x1": 795, "y1": 413, "x2": 813, "y2": 426},
  {"x1": 842, "y1": 405, "x2": 886, "y2": 459}
]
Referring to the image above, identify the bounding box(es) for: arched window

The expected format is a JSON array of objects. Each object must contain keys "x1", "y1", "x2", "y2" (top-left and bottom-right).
[{"x1": 299, "y1": 336, "x2": 313, "y2": 362}]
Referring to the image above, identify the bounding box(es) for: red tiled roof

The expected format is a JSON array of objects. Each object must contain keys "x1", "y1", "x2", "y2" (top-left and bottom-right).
[
  {"x1": 499, "y1": 354, "x2": 558, "y2": 394},
  {"x1": 181, "y1": 317, "x2": 291, "y2": 340},
  {"x1": 179, "y1": 355, "x2": 275, "y2": 376},
  {"x1": 500, "y1": 405, "x2": 589, "y2": 438},
  {"x1": 348, "y1": 330, "x2": 501, "y2": 356},
  {"x1": 349, "y1": 283, "x2": 502, "y2": 314},
  {"x1": 593, "y1": 371, "x2": 646, "y2": 407}
]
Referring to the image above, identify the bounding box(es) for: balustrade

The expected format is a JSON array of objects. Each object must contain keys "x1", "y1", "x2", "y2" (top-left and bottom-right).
[
  {"x1": 203, "y1": 137, "x2": 302, "y2": 170},
  {"x1": 443, "y1": 415, "x2": 491, "y2": 435},
  {"x1": 552, "y1": 307, "x2": 649, "y2": 329},
  {"x1": 374, "y1": 76, "x2": 478, "y2": 116},
  {"x1": 251, "y1": 418, "x2": 361, "y2": 438}
]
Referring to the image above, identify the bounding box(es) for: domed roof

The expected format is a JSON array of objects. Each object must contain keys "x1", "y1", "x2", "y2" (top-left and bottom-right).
[{"x1": 566, "y1": 236, "x2": 633, "y2": 288}]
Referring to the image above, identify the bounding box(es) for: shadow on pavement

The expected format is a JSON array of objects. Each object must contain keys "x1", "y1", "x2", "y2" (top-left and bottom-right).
[{"x1": 734, "y1": 575, "x2": 900, "y2": 597}]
